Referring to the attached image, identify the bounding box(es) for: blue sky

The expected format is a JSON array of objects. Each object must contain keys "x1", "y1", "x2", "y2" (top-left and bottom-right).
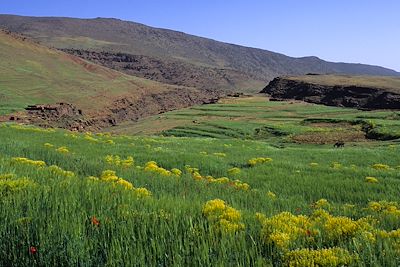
[{"x1": 1, "y1": 0, "x2": 399, "y2": 71}]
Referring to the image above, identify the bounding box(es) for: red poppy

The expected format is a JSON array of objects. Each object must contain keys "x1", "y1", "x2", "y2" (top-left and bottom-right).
[
  {"x1": 91, "y1": 216, "x2": 100, "y2": 227},
  {"x1": 306, "y1": 229, "x2": 311, "y2": 236},
  {"x1": 29, "y1": 246, "x2": 37, "y2": 255}
]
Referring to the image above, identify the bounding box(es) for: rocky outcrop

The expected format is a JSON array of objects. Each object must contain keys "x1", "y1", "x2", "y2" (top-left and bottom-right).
[
  {"x1": 261, "y1": 77, "x2": 400, "y2": 109},
  {"x1": 2, "y1": 89, "x2": 222, "y2": 131},
  {"x1": 89, "y1": 88, "x2": 221, "y2": 129},
  {"x1": 4, "y1": 103, "x2": 90, "y2": 131}
]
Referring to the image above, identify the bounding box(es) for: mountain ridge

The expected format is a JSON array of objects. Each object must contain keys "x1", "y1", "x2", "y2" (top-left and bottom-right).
[{"x1": 0, "y1": 14, "x2": 398, "y2": 93}]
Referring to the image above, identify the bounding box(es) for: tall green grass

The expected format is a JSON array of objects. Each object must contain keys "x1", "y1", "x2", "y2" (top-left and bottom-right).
[{"x1": 1, "y1": 123, "x2": 400, "y2": 265}]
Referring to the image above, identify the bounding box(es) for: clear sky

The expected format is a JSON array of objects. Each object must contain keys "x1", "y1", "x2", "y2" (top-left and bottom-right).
[{"x1": 1, "y1": 0, "x2": 399, "y2": 71}]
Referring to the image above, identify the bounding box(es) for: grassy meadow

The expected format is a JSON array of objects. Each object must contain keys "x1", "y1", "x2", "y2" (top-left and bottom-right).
[{"x1": 1, "y1": 97, "x2": 400, "y2": 266}]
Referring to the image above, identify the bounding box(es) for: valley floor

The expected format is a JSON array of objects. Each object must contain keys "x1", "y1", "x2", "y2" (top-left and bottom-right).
[{"x1": 1, "y1": 97, "x2": 400, "y2": 266}]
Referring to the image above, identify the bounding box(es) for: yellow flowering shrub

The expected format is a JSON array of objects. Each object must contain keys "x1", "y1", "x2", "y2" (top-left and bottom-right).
[
  {"x1": 365, "y1": 176, "x2": 378, "y2": 183},
  {"x1": 133, "y1": 187, "x2": 152, "y2": 198},
  {"x1": 256, "y1": 212, "x2": 311, "y2": 249},
  {"x1": 0, "y1": 173, "x2": 16, "y2": 180},
  {"x1": 283, "y1": 247, "x2": 356, "y2": 267},
  {"x1": 257, "y1": 209, "x2": 375, "y2": 250},
  {"x1": 44, "y1": 143, "x2": 54, "y2": 148},
  {"x1": 0, "y1": 178, "x2": 36, "y2": 194},
  {"x1": 202, "y1": 199, "x2": 244, "y2": 233},
  {"x1": 366, "y1": 201, "x2": 400, "y2": 217},
  {"x1": 55, "y1": 146, "x2": 69, "y2": 153},
  {"x1": 100, "y1": 170, "x2": 120, "y2": 182},
  {"x1": 11, "y1": 157, "x2": 46, "y2": 167},
  {"x1": 92, "y1": 170, "x2": 151, "y2": 198},
  {"x1": 213, "y1": 152, "x2": 226, "y2": 157},
  {"x1": 64, "y1": 133, "x2": 78, "y2": 139},
  {"x1": 186, "y1": 166, "x2": 249, "y2": 191},
  {"x1": 116, "y1": 178, "x2": 134, "y2": 190},
  {"x1": 48, "y1": 165, "x2": 75, "y2": 178},
  {"x1": 330, "y1": 162, "x2": 341, "y2": 169},
  {"x1": 104, "y1": 139, "x2": 115, "y2": 145},
  {"x1": 227, "y1": 167, "x2": 241, "y2": 176},
  {"x1": 378, "y1": 229, "x2": 400, "y2": 239},
  {"x1": 232, "y1": 180, "x2": 250, "y2": 191},
  {"x1": 171, "y1": 168, "x2": 182, "y2": 176},
  {"x1": 10, "y1": 125, "x2": 55, "y2": 133},
  {"x1": 84, "y1": 135, "x2": 99, "y2": 143},
  {"x1": 248, "y1": 157, "x2": 272, "y2": 167},
  {"x1": 313, "y1": 199, "x2": 330, "y2": 209},
  {"x1": 267, "y1": 191, "x2": 277, "y2": 200},
  {"x1": 105, "y1": 155, "x2": 134, "y2": 168},
  {"x1": 372, "y1": 163, "x2": 390, "y2": 170},
  {"x1": 144, "y1": 161, "x2": 172, "y2": 176}
]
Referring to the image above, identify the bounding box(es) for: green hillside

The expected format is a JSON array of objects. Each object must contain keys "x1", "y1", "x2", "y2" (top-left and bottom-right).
[{"x1": 0, "y1": 30, "x2": 186, "y2": 116}]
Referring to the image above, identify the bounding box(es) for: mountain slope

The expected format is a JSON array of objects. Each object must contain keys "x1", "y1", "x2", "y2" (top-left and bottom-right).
[
  {"x1": 0, "y1": 14, "x2": 398, "y2": 93},
  {"x1": 0, "y1": 29, "x2": 220, "y2": 129}
]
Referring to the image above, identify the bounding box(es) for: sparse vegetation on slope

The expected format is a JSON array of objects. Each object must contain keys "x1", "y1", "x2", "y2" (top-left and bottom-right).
[{"x1": 0, "y1": 30, "x2": 221, "y2": 128}]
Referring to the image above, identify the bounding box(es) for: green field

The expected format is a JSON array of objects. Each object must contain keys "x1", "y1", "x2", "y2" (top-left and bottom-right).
[
  {"x1": 109, "y1": 96, "x2": 400, "y2": 143},
  {"x1": 1, "y1": 96, "x2": 400, "y2": 266}
]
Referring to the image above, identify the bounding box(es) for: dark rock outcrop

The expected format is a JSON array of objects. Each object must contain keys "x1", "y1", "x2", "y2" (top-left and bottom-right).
[
  {"x1": 2, "y1": 89, "x2": 223, "y2": 131},
  {"x1": 261, "y1": 77, "x2": 400, "y2": 109}
]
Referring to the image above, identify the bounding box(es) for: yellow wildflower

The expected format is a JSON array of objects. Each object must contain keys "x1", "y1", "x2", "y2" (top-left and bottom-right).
[
  {"x1": 283, "y1": 247, "x2": 355, "y2": 267},
  {"x1": 202, "y1": 199, "x2": 244, "y2": 233},
  {"x1": 134, "y1": 187, "x2": 152, "y2": 198},
  {"x1": 100, "y1": 170, "x2": 120, "y2": 182},
  {"x1": 105, "y1": 139, "x2": 115, "y2": 145},
  {"x1": 48, "y1": 165, "x2": 75, "y2": 177},
  {"x1": 55, "y1": 146, "x2": 69, "y2": 153},
  {"x1": 0, "y1": 173, "x2": 16, "y2": 180},
  {"x1": 330, "y1": 162, "x2": 341, "y2": 169},
  {"x1": 248, "y1": 157, "x2": 272, "y2": 167},
  {"x1": 372, "y1": 163, "x2": 390, "y2": 170},
  {"x1": 44, "y1": 143, "x2": 54, "y2": 148},
  {"x1": 116, "y1": 178, "x2": 134, "y2": 190},
  {"x1": 227, "y1": 167, "x2": 241, "y2": 176},
  {"x1": 267, "y1": 191, "x2": 277, "y2": 200},
  {"x1": 365, "y1": 176, "x2": 378, "y2": 183},
  {"x1": 11, "y1": 157, "x2": 46, "y2": 167},
  {"x1": 144, "y1": 161, "x2": 172, "y2": 176},
  {"x1": 314, "y1": 198, "x2": 330, "y2": 209},
  {"x1": 171, "y1": 168, "x2": 182, "y2": 176}
]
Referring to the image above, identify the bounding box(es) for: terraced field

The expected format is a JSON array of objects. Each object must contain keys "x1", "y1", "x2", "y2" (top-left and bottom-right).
[{"x1": 109, "y1": 96, "x2": 400, "y2": 145}]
